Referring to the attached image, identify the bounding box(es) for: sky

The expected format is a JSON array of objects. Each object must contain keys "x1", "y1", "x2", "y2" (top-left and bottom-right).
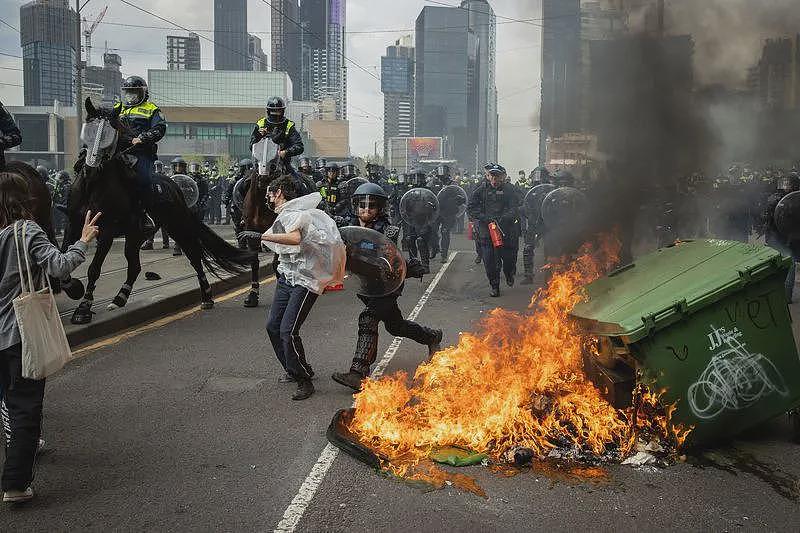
[{"x1": 0, "y1": 0, "x2": 541, "y2": 171}]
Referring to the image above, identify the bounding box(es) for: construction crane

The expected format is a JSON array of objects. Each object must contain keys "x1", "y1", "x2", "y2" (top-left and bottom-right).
[{"x1": 82, "y1": 5, "x2": 108, "y2": 68}]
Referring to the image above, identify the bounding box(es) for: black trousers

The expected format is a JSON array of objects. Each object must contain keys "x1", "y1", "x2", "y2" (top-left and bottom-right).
[
  {"x1": 479, "y1": 241, "x2": 519, "y2": 289},
  {"x1": 0, "y1": 343, "x2": 45, "y2": 492},
  {"x1": 351, "y1": 294, "x2": 438, "y2": 376}
]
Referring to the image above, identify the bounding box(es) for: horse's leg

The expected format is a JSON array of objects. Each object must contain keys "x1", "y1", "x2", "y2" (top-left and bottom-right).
[
  {"x1": 108, "y1": 233, "x2": 144, "y2": 311},
  {"x1": 180, "y1": 239, "x2": 214, "y2": 310},
  {"x1": 70, "y1": 235, "x2": 113, "y2": 325},
  {"x1": 243, "y1": 239, "x2": 260, "y2": 308}
]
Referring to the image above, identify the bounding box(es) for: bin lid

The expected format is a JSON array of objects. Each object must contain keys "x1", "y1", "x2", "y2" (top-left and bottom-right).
[{"x1": 570, "y1": 240, "x2": 790, "y2": 343}]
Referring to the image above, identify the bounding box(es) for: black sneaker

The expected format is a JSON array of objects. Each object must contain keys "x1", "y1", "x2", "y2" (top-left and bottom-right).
[
  {"x1": 292, "y1": 380, "x2": 315, "y2": 400},
  {"x1": 244, "y1": 291, "x2": 259, "y2": 308},
  {"x1": 505, "y1": 273, "x2": 515, "y2": 287},
  {"x1": 490, "y1": 287, "x2": 500, "y2": 297},
  {"x1": 331, "y1": 371, "x2": 366, "y2": 391},
  {"x1": 428, "y1": 329, "x2": 444, "y2": 357},
  {"x1": 279, "y1": 373, "x2": 296, "y2": 383},
  {"x1": 474, "y1": 255, "x2": 482, "y2": 264}
]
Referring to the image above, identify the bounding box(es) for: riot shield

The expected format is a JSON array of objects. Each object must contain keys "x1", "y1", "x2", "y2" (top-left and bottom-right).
[
  {"x1": 342, "y1": 177, "x2": 369, "y2": 200},
  {"x1": 80, "y1": 119, "x2": 118, "y2": 168},
  {"x1": 541, "y1": 187, "x2": 588, "y2": 228},
  {"x1": 775, "y1": 191, "x2": 800, "y2": 241},
  {"x1": 524, "y1": 183, "x2": 557, "y2": 221},
  {"x1": 232, "y1": 177, "x2": 249, "y2": 212},
  {"x1": 251, "y1": 138, "x2": 273, "y2": 176},
  {"x1": 340, "y1": 226, "x2": 407, "y2": 297},
  {"x1": 171, "y1": 174, "x2": 200, "y2": 208},
  {"x1": 437, "y1": 185, "x2": 468, "y2": 221},
  {"x1": 400, "y1": 188, "x2": 439, "y2": 230}
]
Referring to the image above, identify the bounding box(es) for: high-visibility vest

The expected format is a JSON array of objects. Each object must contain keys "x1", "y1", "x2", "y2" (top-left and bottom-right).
[
  {"x1": 256, "y1": 117, "x2": 294, "y2": 135},
  {"x1": 114, "y1": 101, "x2": 160, "y2": 120}
]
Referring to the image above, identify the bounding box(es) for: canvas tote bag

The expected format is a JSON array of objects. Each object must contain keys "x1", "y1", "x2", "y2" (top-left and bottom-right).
[{"x1": 12, "y1": 221, "x2": 71, "y2": 379}]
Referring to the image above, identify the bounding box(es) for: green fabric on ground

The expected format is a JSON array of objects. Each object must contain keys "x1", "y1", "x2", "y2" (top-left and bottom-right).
[{"x1": 430, "y1": 446, "x2": 487, "y2": 466}]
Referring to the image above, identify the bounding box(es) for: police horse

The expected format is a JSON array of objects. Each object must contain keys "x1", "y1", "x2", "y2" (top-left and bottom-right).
[{"x1": 64, "y1": 98, "x2": 255, "y2": 324}]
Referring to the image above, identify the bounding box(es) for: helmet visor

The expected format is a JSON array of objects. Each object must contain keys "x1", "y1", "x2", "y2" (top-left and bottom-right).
[
  {"x1": 266, "y1": 108, "x2": 285, "y2": 124},
  {"x1": 122, "y1": 88, "x2": 144, "y2": 106}
]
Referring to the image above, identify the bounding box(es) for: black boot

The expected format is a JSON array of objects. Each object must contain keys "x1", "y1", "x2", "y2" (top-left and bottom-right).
[
  {"x1": 490, "y1": 286, "x2": 500, "y2": 297},
  {"x1": 332, "y1": 370, "x2": 366, "y2": 391},
  {"x1": 244, "y1": 290, "x2": 259, "y2": 308},
  {"x1": 292, "y1": 379, "x2": 315, "y2": 400}
]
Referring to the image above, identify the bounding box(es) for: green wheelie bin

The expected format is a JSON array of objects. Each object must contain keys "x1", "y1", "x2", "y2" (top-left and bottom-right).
[{"x1": 570, "y1": 239, "x2": 800, "y2": 445}]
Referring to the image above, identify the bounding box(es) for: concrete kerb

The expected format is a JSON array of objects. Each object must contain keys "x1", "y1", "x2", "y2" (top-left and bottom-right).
[{"x1": 65, "y1": 263, "x2": 274, "y2": 348}]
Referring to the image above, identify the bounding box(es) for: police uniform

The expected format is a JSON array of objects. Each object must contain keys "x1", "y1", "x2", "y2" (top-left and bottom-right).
[
  {"x1": 0, "y1": 101, "x2": 22, "y2": 170},
  {"x1": 113, "y1": 100, "x2": 166, "y2": 195},
  {"x1": 250, "y1": 117, "x2": 304, "y2": 159}
]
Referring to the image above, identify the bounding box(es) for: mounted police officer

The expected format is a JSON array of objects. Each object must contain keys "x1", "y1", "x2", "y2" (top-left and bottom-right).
[
  {"x1": 0, "y1": 100, "x2": 22, "y2": 170},
  {"x1": 250, "y1": 97, "x2": 303, "y2": 166},
  {"x1": 467, "y1": 164, "x2": 522, "y2": 297},
  {"x1": 114, "y1": 76, "x2": 166, "y2": 231},
  {"x1": 331, "y1": 183, "x2": 441, "y2": 391}
]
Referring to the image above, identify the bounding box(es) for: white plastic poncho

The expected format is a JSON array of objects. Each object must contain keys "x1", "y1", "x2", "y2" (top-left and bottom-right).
[{"x1": 263, "y1": 192, "x2": 346, "y2": 295}]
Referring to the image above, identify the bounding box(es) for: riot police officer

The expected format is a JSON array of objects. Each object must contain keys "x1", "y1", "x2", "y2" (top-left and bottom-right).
[
  {"x1": 763, "y1": 172, "x2": 800, "y2": 301},
  {"x1": 331, "y1": 183, "x2": 442, "y2": 391},
  {"x1": 400, "y1": 168, "x2": 436, "y2": 273},
  {"x1": 298, "y1": 156, "x2": 322, "y2": 192},
  {"x1": 0, "y1": 101, "x2": 22, "y2": 170},
  {"x1": 428, "y1": 164, "x2": 457, "y2": 262},
  {"x1": 113, "y1": 76, "x2": 166, "y2": 229},
  {"x1": 250, "y1": 97, "x2": 304, "y2": 164},
  {"x1": 341, "y1": 161, "x2": 358, "y2": 181},
  {"x1": 318, "y1": 161, "x2": 346, "y2": 217},
  {"x1": 207, "y1": 171, "x2": 224, "y2": 225},
  {"x1": 467, "y1": 164, "x2": 522, "y2": 297}
]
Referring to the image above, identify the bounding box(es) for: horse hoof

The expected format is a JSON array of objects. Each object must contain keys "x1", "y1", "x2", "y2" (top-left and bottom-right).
[
  {"x1": 201, "y1": 300, "x2": 214, "y2": 310},
  {"x1": 71, "y1": 303, "x2": 93, "y2": 325},
  {"x1": 243, "y1": 292, "x2": 259, "y2": 308},
  {"x1": 62, "y1": 278, "x2": 85, "y2": 301}
]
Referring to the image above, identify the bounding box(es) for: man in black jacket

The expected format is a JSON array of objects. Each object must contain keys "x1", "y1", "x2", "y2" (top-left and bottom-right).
[
  {"x1": 467, "y1": 164, "x2": 523, "y2": 297},
  {"x1": 0, "y1": 101, "x2": 22, "y2": 170}
]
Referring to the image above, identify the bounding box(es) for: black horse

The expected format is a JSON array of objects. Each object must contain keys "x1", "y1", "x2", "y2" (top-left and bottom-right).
[{"x1": 63, "y1": 98, "x2": 255, "y2": 324}]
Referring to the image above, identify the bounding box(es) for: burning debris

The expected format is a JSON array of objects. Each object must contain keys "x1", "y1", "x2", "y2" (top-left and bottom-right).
[{"x1": 328, "y1": 235, "x2": 691, "y2": 490}]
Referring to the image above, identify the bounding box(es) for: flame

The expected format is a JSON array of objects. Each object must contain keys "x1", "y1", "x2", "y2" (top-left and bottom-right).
[{"x1": 348, "y1": 234, "x2": 690, "y2": 474}]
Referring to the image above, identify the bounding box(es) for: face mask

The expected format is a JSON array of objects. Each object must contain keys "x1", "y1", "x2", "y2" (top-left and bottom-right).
[{"x1": 122, "y1": 90, "x2": 141, "y2": 106}]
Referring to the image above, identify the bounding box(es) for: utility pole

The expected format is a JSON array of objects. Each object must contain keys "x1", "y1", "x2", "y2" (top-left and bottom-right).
[
  {"x1": 75, "y1": 0, "x2": 83, "y2": 143},
  {"x1": 657, "y1": 0, "x2": 665, "y2": 38}
]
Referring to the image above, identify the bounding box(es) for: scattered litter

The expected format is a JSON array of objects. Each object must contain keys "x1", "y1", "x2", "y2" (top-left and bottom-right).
[
  {"x1": 430, "y1": 446, "x2": 487, "y2": 467},
  {"x1": 622, "y1": 451, "x2": 658, "y2": 466}
]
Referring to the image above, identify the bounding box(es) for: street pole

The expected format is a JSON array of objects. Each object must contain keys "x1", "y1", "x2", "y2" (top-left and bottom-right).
[{"x1": 75, "y1": 0, "x2": 83, "y2": 144}]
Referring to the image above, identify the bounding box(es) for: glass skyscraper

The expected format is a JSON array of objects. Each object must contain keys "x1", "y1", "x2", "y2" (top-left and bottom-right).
[
  {"x1": 381, "y1": 36, "x2": 415, "y2": 161},
  {"x1": 214, "y1": 0, "x2": 248, "y2": 71},
  {"x1": 299, "y1": 0, "x2": 347, "y2": 119},
  {"x1": 19, "y1": 0, "x2": 79, "y2": 107}
]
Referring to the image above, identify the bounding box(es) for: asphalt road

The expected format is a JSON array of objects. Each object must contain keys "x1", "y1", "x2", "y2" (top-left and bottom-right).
[{"x1": 2, "y1": 235, "x2": 800, "y2": 531}]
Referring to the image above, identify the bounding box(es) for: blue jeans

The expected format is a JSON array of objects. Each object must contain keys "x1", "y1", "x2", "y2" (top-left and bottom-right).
[{"x1": 266, "y1": 275, "x2": 319, "y2": 380}]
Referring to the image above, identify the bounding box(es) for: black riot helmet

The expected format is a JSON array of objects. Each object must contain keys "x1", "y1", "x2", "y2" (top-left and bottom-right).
[
  {"x1": 121, "y1": 76, "x2": 148, "y2": 107},
  {"x1": 171, "y1": 156, "x2": 187, "y2": 175},
  {"x1": 316, "y1": 158, "x2": 327, "y2": 171},
  {"x1": 299, "y1": 157, "x2": 313, "y2": 171},
  {"x1": 351, "y1": 182, "x2": 389, "y2": 214},
  {"x1": 238, "y1": 158, "x2": 253, "y2": 172},
  {"x1": 342, "y1": 162, "x2": 357, "y2": 179},
  {"x1": 153, "y1": 160, "x2": 165, "y2": 174},
  {"x1": 553, "y1": 169, "x2": 575, "y2": 188},
  {"x1": 189, "y1": 161, "x2": 201, "y2": 175},
  {"x1": 407, "y1": 169, "x2": 427, "y2": 187},
  {"x1": 265, "y1": 96, "x2": 287, "y2": 125},
  {"x1": 56, "y1": 170, "x2": 70, "y2": 181},
  {"x1": 325, "y1": 161, "x2": 340, "y2": 180},
  {"x1": 437, "y1": 164, "x2": 451, "y2": 178},
  {"x1": 35, "y1": 165, "x2": 49, "y2": 181}
]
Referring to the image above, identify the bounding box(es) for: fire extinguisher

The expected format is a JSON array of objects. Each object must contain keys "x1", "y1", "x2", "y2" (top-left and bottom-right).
[
  {"x1": 488, "y1": 221, "x2": 504, "y2": 248},
  {"x1": 467, "y1": 221, "x2": 474, "y2": 241}
]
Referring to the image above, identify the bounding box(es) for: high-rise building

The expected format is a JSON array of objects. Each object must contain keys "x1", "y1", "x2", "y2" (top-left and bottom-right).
[
  {"x1": 214, "y1": 0, "x2": 248, "y2": 71},
  {"x1": 271, "y1": 0, "x2": 303, "y2": 99},
  {"x1": 167, "y1": 33, "x2": 201, "y2": 71},
  {"x1": 248, "y1": 34, "x2": 268, "y2": 71},
  {"x1": 299, "y1": 0, "x2": 347, "y2": 119},
  {"x1": 84, "y1": 52, "x2": 123, "y2": 105},
  {"x1": 461, "y1": 0, "x2": 498, "y2": 165},
  {"x1": 19, "y1": 0, "x2": 79, "y2": 107},
  {"x1": 381, "y1": 36, "x2": 415, "y2": 161},
  {"x1": 415, "y1": 6, "x2": 479, "y2": 171}
]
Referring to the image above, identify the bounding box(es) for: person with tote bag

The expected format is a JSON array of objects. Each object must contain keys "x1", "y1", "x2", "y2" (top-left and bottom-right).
[{"x1": 0, "y1": 172, "x2": 100, "y2": 503}]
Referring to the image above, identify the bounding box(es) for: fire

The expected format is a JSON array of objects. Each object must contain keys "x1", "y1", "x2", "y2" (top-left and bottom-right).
[{"x1": 348, "y1": 234, "x2": 689, "y2": 474}]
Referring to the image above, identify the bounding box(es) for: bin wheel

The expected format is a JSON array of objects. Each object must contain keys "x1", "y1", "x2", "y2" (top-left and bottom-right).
[{"x1": 790, "y1": 410, "x2": 800, "y2": 444}]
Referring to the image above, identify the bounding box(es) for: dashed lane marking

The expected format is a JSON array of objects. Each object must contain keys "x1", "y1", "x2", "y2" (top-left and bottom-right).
[
  {"x1": 71, "y1": 275, "x2": 276, "y2": 358},
  {"x1": 273, "y1": 252, "x2": 459, "y2": 533}
]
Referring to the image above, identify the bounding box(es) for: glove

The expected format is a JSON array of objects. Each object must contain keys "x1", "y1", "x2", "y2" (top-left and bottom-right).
[
  {"x1": 236, "y1": 230, "x2": 262, "y2": 243},
  {"x1": 406, "y1": 257, "x2": 426, "y2": 279}
]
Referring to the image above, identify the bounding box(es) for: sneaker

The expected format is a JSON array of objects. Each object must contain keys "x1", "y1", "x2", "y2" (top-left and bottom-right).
[
  {"x1": 3, "y1": 487, "x2": 33, "y2": 503},
  {"x1": 278, "y1": 373, "x2": 296, "y2": 383},
  {"x1": 331, "y1": 370, "x2": 365, "y2": 391},
  {"x1": 474, "y1": 255, "x2": 482, "y2": 264},
  {"x1": 428, "y1": 329, "x2": 444, "y2": 357},
  {"x1": 505, "y1": 273, "x2": 515, "y2": 287},
  {"x1": 490, "y1": 287, "x2": 500, "y2": 297},
  {"x1": 292, "y1": 380, "x2": 315, "y2": 401}
]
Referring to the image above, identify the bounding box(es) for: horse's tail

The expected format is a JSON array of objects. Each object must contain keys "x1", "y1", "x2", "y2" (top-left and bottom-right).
[{"x1": 164, "y1": 209, "x2": 255, "y2": 278}]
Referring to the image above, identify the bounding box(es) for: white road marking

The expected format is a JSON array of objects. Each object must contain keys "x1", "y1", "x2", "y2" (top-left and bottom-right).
[{"x1": 273, "y1": 252, "x2": 459, "y2": 533}]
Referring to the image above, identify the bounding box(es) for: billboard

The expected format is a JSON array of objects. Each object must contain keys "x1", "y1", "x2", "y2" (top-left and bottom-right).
[{"x1": 388, "y1": 136, "x2": 444, "y2": 172}]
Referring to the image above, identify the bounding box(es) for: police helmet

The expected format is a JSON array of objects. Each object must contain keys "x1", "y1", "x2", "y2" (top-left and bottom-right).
[
  {"x1": 553, "y1": 169, "x2": 575, "y2": 187},
  {"x1": 325, "y1": 161, "x2": 340, "y2": 176},
  {"x1": 35, "y1": 165, "x2": 49, "y2": 181},
  {"x1": 153, "y1": 160, "x2": 165, "y2": 174},
  {"x1": 121, "y1": 76, "x2": 148, "y2": 107},
  {"x1": 315, "y1": 158, "x2": 327, "y2": 171},
  {"x1": 299, "y1": 157, "x2": 313, "y2": 170},
  {"x1": 171, "y1": 156, "x2": 187, "y2": 175},
  {"x1": 777, "y1": 172, "x2": 800, "y2": 193},
  {"x1": 437, "y1": 164, "x2": 451, "y2": 178},
  {"x1": 238, "y1": 158, "x2": 253, "y2": 170},
  {"x1": 265, "y1": 96, "x2": 287, "y2": 125},
  {"x1": 352, "y1": 182, "x2": 389, "y2": 213},
  {"x1": 56, "y1": 170, "x2": 70, "y2": 181},
  {"x1": 189, "y1": 161, "x2": 201, "y2": 175},
  {"x1": 342, "y1": 162, "x2": 357, "y2": 178}
]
